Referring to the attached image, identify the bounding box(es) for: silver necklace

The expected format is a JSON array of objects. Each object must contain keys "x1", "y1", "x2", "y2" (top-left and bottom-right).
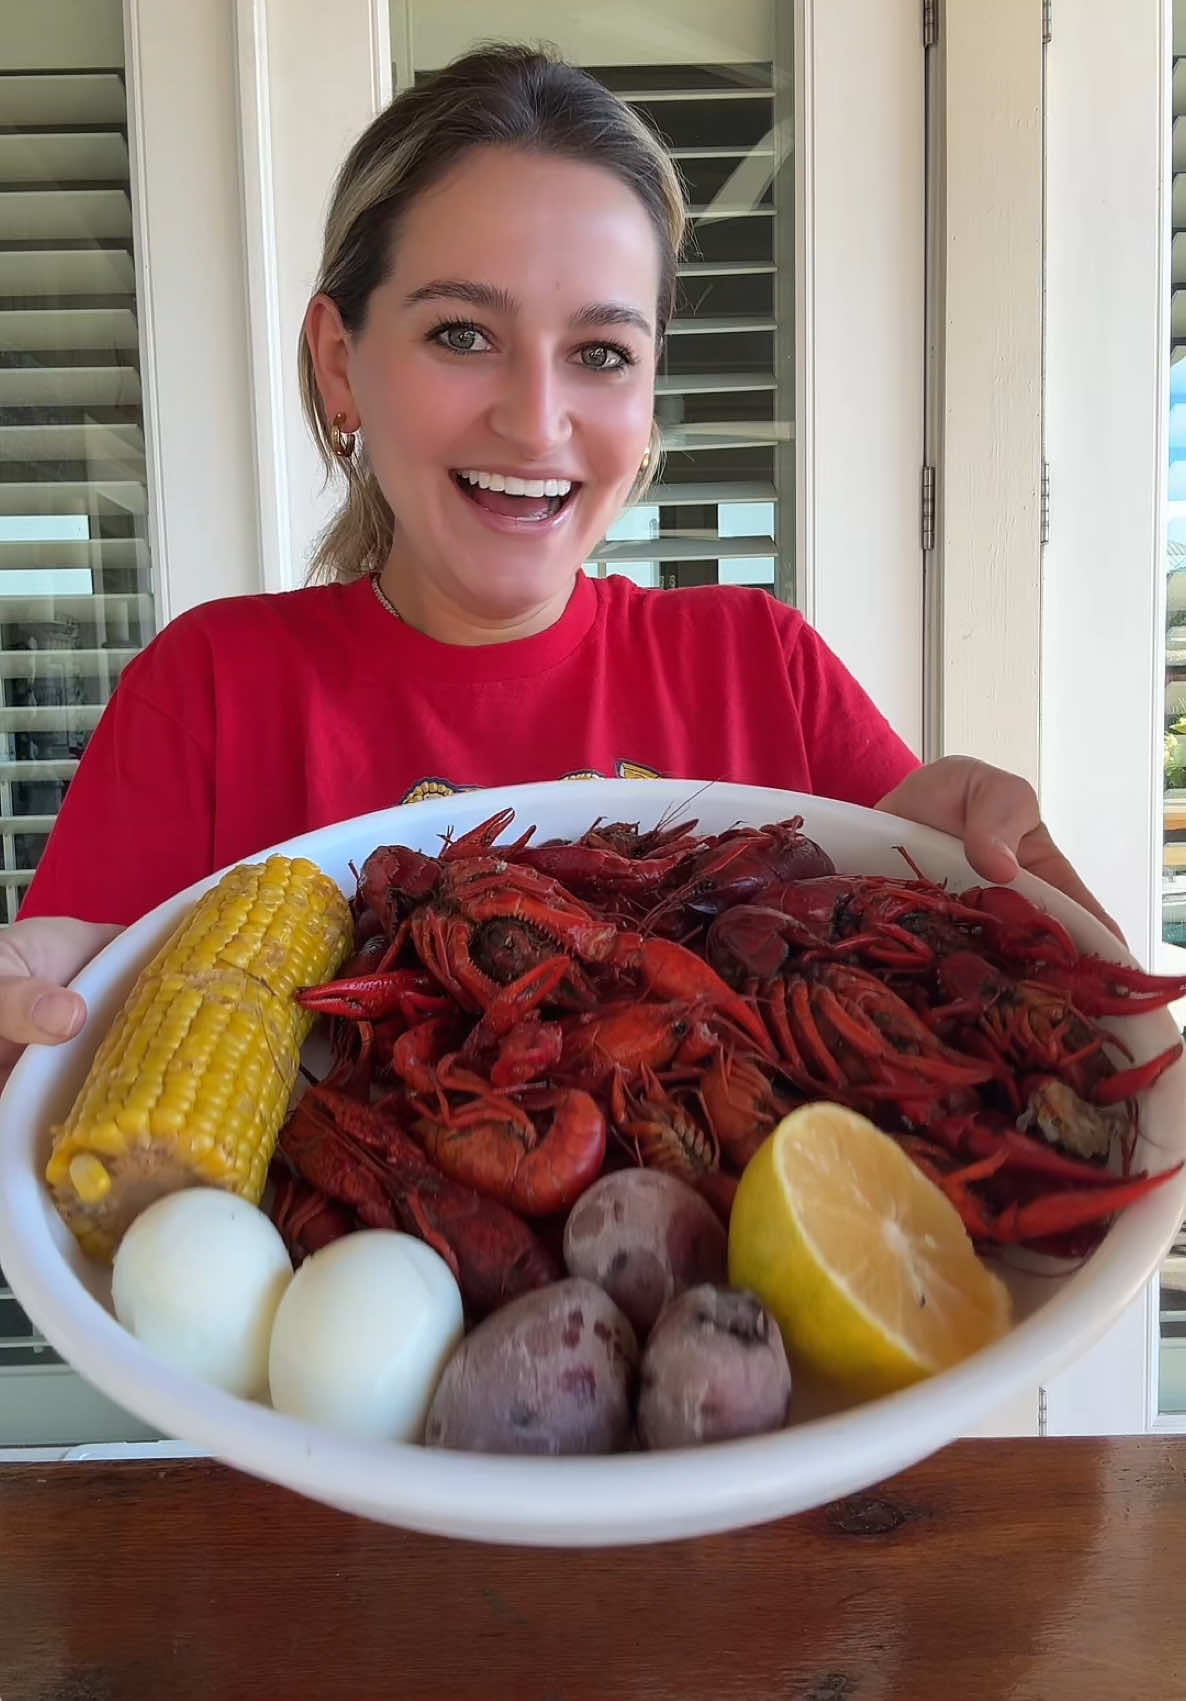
[{"x1": 370, "y1": 572, "x2": 402, "y2": 622}]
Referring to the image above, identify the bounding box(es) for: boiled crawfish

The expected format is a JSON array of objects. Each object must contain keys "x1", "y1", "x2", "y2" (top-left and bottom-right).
[
  {"x1": 283, "y1": 807, "x2": 1185, "y2": 1266},
  {"x1": 643, "y1": 816, "x2": 835, "y2": 934},
  {"x1": 409, "y1": 1067, "x2": 606, "y2": 1218},
  {"x1": 608, "y1": 1064, "x2": 737, "y2": 1224},
  {"x1": 931, "y1": 951, "x2": 1182, "y2": 1111},
  {"x1": 274, "y1": 1083, "x2": 559, "y2": 1316}
]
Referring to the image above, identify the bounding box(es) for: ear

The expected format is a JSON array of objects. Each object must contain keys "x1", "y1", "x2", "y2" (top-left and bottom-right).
[{"x1": 304, "y1": 294, "x2": 359, "y2": 430}]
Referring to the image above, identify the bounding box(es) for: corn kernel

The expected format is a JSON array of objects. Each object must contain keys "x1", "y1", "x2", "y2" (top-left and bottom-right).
[{"x1": 68, "y1": 1153, "x2": 112, "y2": 1204}]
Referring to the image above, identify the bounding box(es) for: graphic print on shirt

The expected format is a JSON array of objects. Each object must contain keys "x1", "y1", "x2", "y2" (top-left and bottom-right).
[{"x1": 398, "y1": 759, "x2": 663, "y2": 807}]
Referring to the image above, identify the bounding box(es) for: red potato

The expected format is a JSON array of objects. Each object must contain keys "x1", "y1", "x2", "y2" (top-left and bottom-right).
[
  {"x1": 423, "y1": 1277, "x2": 638, "y2": 1455},
  {"x1": 637, "y1": 1284, "x2": 792, "y2": 1449},
  {"x1": 562, "y1": 1169, "x2": 728, "y2": 1339}
]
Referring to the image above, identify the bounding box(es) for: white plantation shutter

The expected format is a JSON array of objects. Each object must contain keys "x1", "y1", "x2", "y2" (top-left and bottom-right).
[
  {"x1": 0, "y1": 65, "x2": 155, "y2": 923},
  {"x1": 0, "y1": 16, "x2": 163, "y2": 1449},
  {"x1": 589, "y1": 61, "x2": 788, "y2": 596}
]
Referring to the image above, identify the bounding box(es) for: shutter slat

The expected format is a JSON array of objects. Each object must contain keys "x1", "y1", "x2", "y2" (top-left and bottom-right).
[
  {"x1": 0, "y1": 760, "x2": 78, "y2": 783},
  {"x1": 667, "y1": 315, "x2": 776, "y2": 335},
  {"x1": 1174, "y1": 173, "x2": 1186, "y2": 232},
  {"x1": 687, "y1": 203, "x2": 775, "y2": 219},
  {"x1": 0, "y1": 248, "x2": 136, "y2": 297},
  {"x1": 0, "y1": 481, "x2": 147, "y2": 515},
  {"x1": 617, "y1": 87, "x2": 774, "y2": 103},
  {"x1": 592, "y1": 534, "x2": 776, "y2": 563},
  {"x1": 0, "y1": 705, "x2": 104, "y2": 733},
  {"x1": 0, "y1": 306, "x2": 139, "y2": 351},
  {"x1": 0, "y1": 133, "x2": 130, "y2": 184},
  {"x1": 0, "y1": 539, "x2": 146, "y2": 571},
  {"x1": 1174, "y1": 233, "x2": 1186, "y2": 287},
  {"x1": 677, "y1": 260, "x2": 776, "y2": 276},
  {"x1": 670, "y1": 145, "x2": 776, "y2": 159},
  {"x1": 0, "y1": 649, "x2": 136, "y2": 681},
  {"x1": 640, "y1": 480, "x2": 777, "y2": 505},
  {"x1": 661, "y1": 423, "x2": 790, "y2": 451},
  {"x1": 0, "y1": 817, "x2": 59, "y2": 835},
  {"x1": 655, "y1": 371, "x2": 776, "y2": 395},
  {"x1": 0, "y1": 366, "x2": 141, "y2": 407},
  {"x1": 0, "y1": 595, "x2": 152, "y2": 624},
  {"x1": 0, "y1": 423, "x2": 144, "y2": 463},
  {"x1": 2, "y1": 75, "x2": 126, "y2": 128},
  {"x1": 0, "y1": 189, "x2": 132, "y2": 242}
]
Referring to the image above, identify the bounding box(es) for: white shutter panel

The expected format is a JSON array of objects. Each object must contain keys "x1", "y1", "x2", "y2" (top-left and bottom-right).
[
  {"x1": 0, "y1": 64, "x2": 156, "y2": 923},
  {"x1": 0, "y1": 20, "x2": 164, "y2": 1450},
  {"x1": 587, "y1": 61, "x2": 787, "y2": 596}
]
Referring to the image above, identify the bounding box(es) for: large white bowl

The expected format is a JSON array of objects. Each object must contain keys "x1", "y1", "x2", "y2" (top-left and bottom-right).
[{"x1": 1, "y1": 779, "x2": 1183, "y2": 1547}]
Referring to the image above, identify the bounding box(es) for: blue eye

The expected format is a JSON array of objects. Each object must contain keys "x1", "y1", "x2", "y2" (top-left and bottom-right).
[
  {"x1": 579, "y1": 343, "x2": 633, "y2": 371},
  {"x1": 432, "y1": 321, "x2": 490, "y2": 354}
]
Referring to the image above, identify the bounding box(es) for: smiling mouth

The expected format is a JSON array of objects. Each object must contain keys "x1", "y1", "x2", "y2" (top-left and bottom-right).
[{"x1": 451, "y1": 471, "x2": 578, "y2": 522}]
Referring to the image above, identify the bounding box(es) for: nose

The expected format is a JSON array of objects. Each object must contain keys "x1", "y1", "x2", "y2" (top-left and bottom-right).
[{"x1": 486, "y1": 348, "x2": 572, "y2": 459}]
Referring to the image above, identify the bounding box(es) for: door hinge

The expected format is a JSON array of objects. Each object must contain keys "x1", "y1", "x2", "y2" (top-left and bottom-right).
[
  {"x1": 923, "y1": 0, "x2": 939, "y2": 48},
  {"x1": 921, "y1": 465, "x2": 936, "y2": 553},
  {"x1": 1040, "y1": 460, "x2": 1050, "y2": 546},
  {"x1": 1042, "y1": 0, "x2": 1052, "y2": 44}
]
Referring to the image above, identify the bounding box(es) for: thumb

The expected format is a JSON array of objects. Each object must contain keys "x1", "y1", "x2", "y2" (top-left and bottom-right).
[
  {"x1": 0, "y1": 918, "x2": 120, "y2": 1071},
  {"x1": 0, "y1": 978, "x2": 86, "y2": 1051},
  {"x1": 959, "y1": 768, "x2": 1041, "y2": 885}
]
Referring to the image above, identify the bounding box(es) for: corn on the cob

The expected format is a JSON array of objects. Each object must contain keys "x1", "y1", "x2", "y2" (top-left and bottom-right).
[{"x1": 46, "y1": 854, "x2": 353, "y2": 1261}]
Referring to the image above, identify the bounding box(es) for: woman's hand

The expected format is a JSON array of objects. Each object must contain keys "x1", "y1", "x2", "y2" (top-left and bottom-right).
[
  {"x1": 875, "y1": 754, "x2": 1124, "y2": 942},
  {"x1": 0, "y1": 918, "x2": 121, "y2": 1092}
]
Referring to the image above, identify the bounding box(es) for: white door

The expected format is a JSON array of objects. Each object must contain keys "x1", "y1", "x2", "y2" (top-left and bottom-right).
[{"x1": 0, "y1": 0, "x2": 928, "y2": 1452}]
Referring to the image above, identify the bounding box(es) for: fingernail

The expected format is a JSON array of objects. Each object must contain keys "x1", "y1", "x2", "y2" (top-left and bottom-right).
[{"x1": 32, "y1": 992, "x2": 83, "y2": 1040}]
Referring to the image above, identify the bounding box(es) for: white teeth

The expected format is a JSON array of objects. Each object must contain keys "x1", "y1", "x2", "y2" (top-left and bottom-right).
[{"x1": 458, "y1": 470, "x2": 573, "y2": 498}]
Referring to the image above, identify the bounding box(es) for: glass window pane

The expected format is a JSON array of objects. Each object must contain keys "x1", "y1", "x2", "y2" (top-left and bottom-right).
[
  {"x1": 395, "y1": 1, "x2": 793, "y2": 602},
  {"x1": 1, "y1": 0, "x2": 156, "y2": 924}
]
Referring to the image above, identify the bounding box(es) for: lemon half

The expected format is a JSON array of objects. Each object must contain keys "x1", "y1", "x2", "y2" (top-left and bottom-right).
[{"x1": 727, "y1": 1103, "x2": 1012, "y2": 1399}]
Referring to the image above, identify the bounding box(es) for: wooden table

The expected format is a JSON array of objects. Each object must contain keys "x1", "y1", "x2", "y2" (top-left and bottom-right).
[{"x1": 1, "y1": 1438, "x2": 1184, "y2": 1700}]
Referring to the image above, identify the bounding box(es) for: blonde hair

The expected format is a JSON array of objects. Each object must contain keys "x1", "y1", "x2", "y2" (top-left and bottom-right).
[{"x1": 299, "y1": 42, "x2": 686, "y2": 584}]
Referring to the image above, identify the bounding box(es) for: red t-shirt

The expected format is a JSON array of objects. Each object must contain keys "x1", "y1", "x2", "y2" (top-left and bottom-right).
[{"x1": 20, "y1": 572, "x2": 919, "y2": 925}]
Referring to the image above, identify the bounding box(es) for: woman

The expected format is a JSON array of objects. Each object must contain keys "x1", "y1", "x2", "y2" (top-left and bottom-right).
[{"x1": 0, "y1": 44, "x2": 1111, "y2": 1079}]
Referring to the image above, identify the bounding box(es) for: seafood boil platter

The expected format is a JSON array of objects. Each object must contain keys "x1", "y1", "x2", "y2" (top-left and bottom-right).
[{"x1": 0, "y1": 778, "x2": 1183, "y2": 1547}]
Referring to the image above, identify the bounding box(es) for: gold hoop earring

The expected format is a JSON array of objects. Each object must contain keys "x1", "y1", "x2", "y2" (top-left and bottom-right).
[
  {"x1": 330, "y1": 413, "x2": 356, "y2": 459},
  {"x1": 640, "y1": 448, "x2": 651, "y2": 473}
]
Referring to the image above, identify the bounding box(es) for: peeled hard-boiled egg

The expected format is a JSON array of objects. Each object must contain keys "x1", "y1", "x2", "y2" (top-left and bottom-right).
[
  {"x1": 267, "y1": 1231, "x2": 464, "y2": 1443},
  {"x1": 112, "y1": 1188, "x2": 293, "y2": 1399}
]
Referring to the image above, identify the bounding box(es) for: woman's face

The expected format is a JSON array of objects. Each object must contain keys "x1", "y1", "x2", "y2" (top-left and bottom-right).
[{"x1": 311, "y1": 146, "x2": 661, "y2": 629}]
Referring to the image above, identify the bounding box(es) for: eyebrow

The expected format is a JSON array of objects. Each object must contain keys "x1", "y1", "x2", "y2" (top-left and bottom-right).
[{"x1": 404, "y1": 278, "x2": 654, "y2": 338}]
